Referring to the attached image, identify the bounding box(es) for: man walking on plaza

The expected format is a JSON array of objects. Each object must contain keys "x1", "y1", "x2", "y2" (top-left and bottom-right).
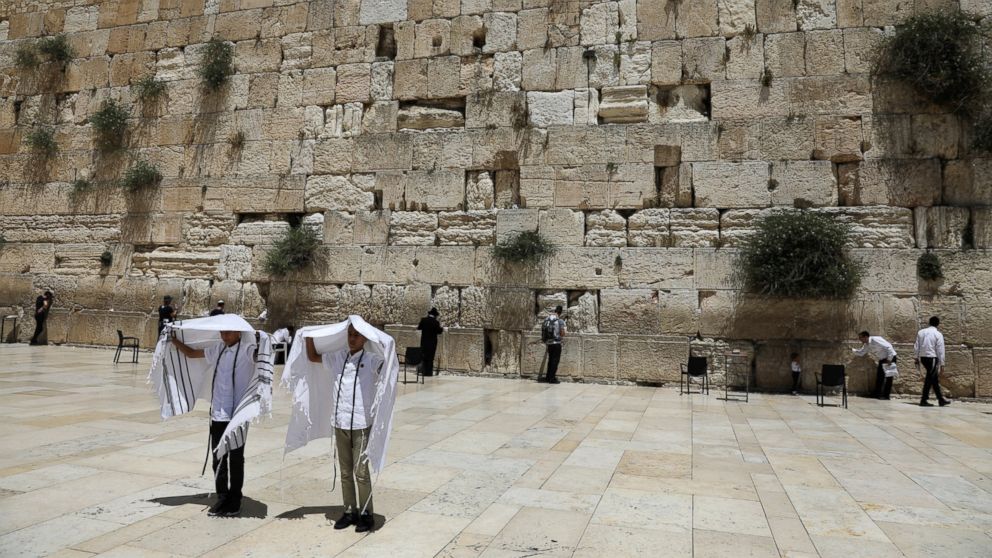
[
  {"x1": 852, "y1": 331, "x2": 897, "y2": 400},
  {"x1": 541, "y1": 306, "x2": 566, "y2": 384},
  {"x1": 915, "y1": 316, "x2": 951, "y2": 407}
]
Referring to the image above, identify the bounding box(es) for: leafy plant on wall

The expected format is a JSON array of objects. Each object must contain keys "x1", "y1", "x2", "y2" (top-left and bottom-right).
[
  {"x1": 493, "y1": 230, "x2": 556, "y2": 266},
  {"x1": 264, "y1": 224, "x2": 320, "y2": 277}
]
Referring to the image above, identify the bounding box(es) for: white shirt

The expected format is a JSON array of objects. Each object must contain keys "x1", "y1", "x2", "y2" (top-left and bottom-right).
[
  {"x1": 204, "y1": 339, "x2": 257, "y2": 421},
  {"x1": 325, "y1": 349, "x2": 384, "y2": 430},
  {"x1": 853, "y1": 336, "x2": 897, "y2": 362},
  {"x1": 790, "y1": 361, "x2": 801, "y2": 373},
  {"x1": 914, "y1": 326, "x2": 945, "y2": 366},
  {"x1": 272, "y1": 328, "x2": 291, "y2": 344}
]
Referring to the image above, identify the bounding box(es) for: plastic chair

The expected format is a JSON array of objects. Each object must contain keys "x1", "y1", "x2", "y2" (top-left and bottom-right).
[
  {"x1": 402, "y1": 346, "x2": 424, "y2": 384},
  {"x1": 272, "y1": 342, "x2": 288, "y2": 365},
  {"x1": 680, "y1": 356, "x2": 709, "y2": 395},
  {"x1": 114, "y1": 330, "x2": 140, "y2": 364},
  {"x1": 816, "y1": 364, "x2": 847, "y2": 408}
]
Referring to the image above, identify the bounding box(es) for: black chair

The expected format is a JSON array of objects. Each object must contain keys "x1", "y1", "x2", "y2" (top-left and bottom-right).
[
  {"x1": 816, "y1": 364, "x2": 847, "y2": 408},
  {"x1": 114, "y1": 329, "x2": 139, "y2": 364},
  {"x1": 680, "y1": 356, "x2": 709, "y2": 395},
  {"x1": 402, "y1": 346, "x2": 424, "y2": 384}
]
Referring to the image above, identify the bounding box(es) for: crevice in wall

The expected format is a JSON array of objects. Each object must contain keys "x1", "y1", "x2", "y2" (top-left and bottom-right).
[{"x1": 375, "y1": 24, "x2": 396, "y2": 60}]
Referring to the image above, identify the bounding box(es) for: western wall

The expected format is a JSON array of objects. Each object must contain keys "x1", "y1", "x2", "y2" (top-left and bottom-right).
[{"x1": 0, "y1": 0, "x2": 990, "y2": 396}]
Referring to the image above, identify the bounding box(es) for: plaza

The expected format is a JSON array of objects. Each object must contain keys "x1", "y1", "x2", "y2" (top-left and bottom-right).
[{"x1": 0, "y1": 344, "x2": 990, "y2": 557}]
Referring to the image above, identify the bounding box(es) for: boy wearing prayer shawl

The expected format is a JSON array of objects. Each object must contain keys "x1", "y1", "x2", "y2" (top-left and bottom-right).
[
  {"x1": 306, "y1": 325, "x2": 382, "y2": 532},
  {"x1": 283, "y1": 316, "x2": 399, "y2": 534}
]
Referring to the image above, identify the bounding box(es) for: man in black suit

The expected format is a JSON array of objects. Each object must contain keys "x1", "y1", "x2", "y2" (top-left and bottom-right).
[{"x1": 417, "y1": 308, "x2": 444, "y2": 377}]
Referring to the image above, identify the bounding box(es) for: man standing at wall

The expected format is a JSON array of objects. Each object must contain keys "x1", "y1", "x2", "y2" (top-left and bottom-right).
[
  {"x1": 541, "y1": 306, "x2": 566, "y2": 384},
  {"x1": 915, "y1": 316, "x2": 951, "y2": 407},
  {"x1": 417, "y1": 308, "x2": 443, "y2": 377},
  {"x1": 29, "y1": 290, "x2": 53, "y2": 345},
  {"x1": 852, "y1": 331, "x2": 897, "y2": 400},
  {"x1": 157, "y1": 295, "x2": 176, "y2": 336},
  {"x1": 210, "y1": 300, "x2": 225, "y2": 316}
]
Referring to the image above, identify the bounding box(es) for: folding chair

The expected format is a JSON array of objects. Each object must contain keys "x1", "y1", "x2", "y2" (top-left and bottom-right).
[
  {"x1": 816, "y1": 364, "x2": 847, "y2": 408},
  {"x1": 680, "y1": 356, "x2": 709, "y2": 395},
  {"x1": 402, "y1": 346, "x2": 424, "y2": 384},
  {"x1": 114, "y1": 329, "x2": 140, "y2": 364}
]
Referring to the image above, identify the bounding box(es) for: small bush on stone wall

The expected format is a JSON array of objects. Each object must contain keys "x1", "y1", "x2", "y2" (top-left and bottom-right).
[
  {"x1": 72, "y1": 178, "x2": 92, "y2": 193},
  {"x1": 14, "y1": 44, "x2": 39, "y2": 69},
  {"x1": 99, "y1": 251, "x2": 113, "y2": 266},
  {"x1": 120, "y1": 160, "x2": 162, "y2": 191},
  {"x1": 200, "y1": 39, "x2": 235, "y2": 91},
  {"x1": 264, "y1": 225, "x2": 320, "y2": 277},
  {"x1": 917, "y1": 252, "x2": 943, "y2": 281},
  {"x1": 494, "y1": 231, "x2": 556, "y2": 265},
  {"x1": 25, "y1": 127, "x2": 58, "y2": 156},
  {"x1": 89, "y1": 100, "x2": 129, "y2": 151},
  {"x1": 734, "y1": 210, "x2": 863, "y2": 299},
  {"x1": 37, "y1": 35, "x2": 75, "y2": 65},
  {"x1": 134, "y1": 76, "x2": 167, "y2": 102},
  {"x1": 876, "y1": 11, "x2": 992, "y2": 150}
]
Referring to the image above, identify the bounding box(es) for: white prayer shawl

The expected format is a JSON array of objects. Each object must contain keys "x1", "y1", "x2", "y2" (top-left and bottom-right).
[
  {"x1": 148, "y1": 314, "x2": 274, "y2": 460},
  {"x1": 283, "y1": 315, "x2": 399, "y2": 474}
]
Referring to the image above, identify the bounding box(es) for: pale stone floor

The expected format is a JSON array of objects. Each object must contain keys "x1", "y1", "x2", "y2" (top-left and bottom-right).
[{"x1": 1, "y1": 345, "x2": 991, "y2": 558}]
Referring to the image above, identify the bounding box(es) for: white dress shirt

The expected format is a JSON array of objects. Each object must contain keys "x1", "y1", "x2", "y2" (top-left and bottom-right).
[
  {"x1": 853, "y1": 336, "x2": 897, "y2": 362},
  {"x1": 204, "y1": 339, "x2": 257, "y2": 421},
  {"x1": 914, "y1": 326, "x2": 946, "y2": 366},
  {"x1": 324, "y1": 349, "x2": 384, "y2": 430}
]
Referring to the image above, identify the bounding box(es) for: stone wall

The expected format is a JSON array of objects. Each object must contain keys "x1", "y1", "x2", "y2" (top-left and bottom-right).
[{"x1": 1, "y1": 0, "x2": 991, "y2": 396}]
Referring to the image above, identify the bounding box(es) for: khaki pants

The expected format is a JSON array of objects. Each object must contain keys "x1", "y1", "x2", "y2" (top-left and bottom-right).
[{"x1": 335, "y1": 427, "x2": 373, "y2": 514}]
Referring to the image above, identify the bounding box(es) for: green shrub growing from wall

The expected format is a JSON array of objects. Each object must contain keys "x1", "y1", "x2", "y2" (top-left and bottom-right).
[
  {"x1": 89, "y1": 100, "x2": 129, "y2": 151},
  {"x1": 37, "y1": 35, "x2": 75, "y2": 65},
  {"x1": 25, "y1": 128, "x2": 58, "y2": 156},
  {"x1": 134, "y1": 75, "x2": 167, "y2": 102},
  {"x1": 120, "y1": 160, "x2": 162, "y2": 191},
  {"x1": 264, "y1": 224, "x2": 320, "y2": 277},
  {"x1": 14, "y1": 44, "x2": 39, "y2": 69},
  {"x1": 494, "y1": 230, "x2": 556, "y2": 265},
  {"x1": 734, "y1": 210, "x2": 863, "y2": 299},
  {"x1": 199, "y1": 39, "x2": 235, "y2": 91},
  {"x1": 876, "y1": 11, "x2": 992, "y2": 151},
  {"x1": 99, "y1": 251, "x2": 113, "y2": 267},
  {"x1": 917, "y1": 252, "x2": 943, "y2": 281}
]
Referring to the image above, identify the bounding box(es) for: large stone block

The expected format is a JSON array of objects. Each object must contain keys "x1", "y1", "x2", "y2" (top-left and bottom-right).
[
  {"x1": 943, "y1": 159, "x2": 992, "y2": 207},
  {"x1": 692, "y1": 161, "x2": 771, "y2": 208},
  {"x1": 582, "y1": 335, "x2": 619, "y2": 380},
  {"x1": 586, "y1": 210, "x2": 628, "y2": 247},
  {"x1": 305, "y1": 174, "x2": 376, "y2": 212},
  {"x1": 549, "y1": 247, "x2": 620, "y2": 289},
  {"x1": 388, "y1": 211, "x2": 438, "y2": 245},
  {"x1": 598, "y1": 85, "x2": 649, "y2": 123},
  {"x1": 618, "y1": 248, "x2": 695, "y2": 289},
  {"x1": 438, "y1": 210, "x2": 497, "y2": 245},
  {"x1": 441, "y1": 327, "x2": 485, "y2": 372},
  {"x1": 539, "y1": 209, "x2": 584, "y2": 246},
  {"x1": 527, "y1": 91, "x2": 574, "y2": 127},
  {"x1": 838, "y1": 159, "x2": 941, "y2": 207},
  {"x1": 769, "y1": 160, "x2": 837, "y2": 207},
  {"x1": 600, "y1": 288, "x2": 661, "y2": 334},
  {"x1": 618, "y1": 336, "x2": 689, "y2": 383}
]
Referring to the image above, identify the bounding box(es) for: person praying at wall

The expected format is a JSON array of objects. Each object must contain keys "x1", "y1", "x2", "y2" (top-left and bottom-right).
[
  {"x1": 29, "y1": 290, "x2": 53, "y2": 346},
  {"x1": 417, "y1": 307, "x2": 444, "y2": 377},
  {"x1": 157, "y1": 295, "x2": 177, "y2": 337},
  {"x1": 852, "y1": 331, "x2": 897, "y2": 400}
]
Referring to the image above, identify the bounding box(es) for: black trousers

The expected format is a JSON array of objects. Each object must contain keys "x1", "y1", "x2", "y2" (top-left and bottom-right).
[
  {"x1": 920, "y1": 357, "x2": 946, "y2": 404},
  {"x1": 422, "y1": 345, "x2": 437, "y2": 376},
  {"x1": 791, "y1": 371, "x2": 801, "y2": 391},
  {"x1": 30, "y1": 315, "x2": 46, "y2": 345},
  {"x1": 210, "y1": 420, "x2": 244, "y2": 503},
  {"x1": 546, "y1": 344, "x2": 562, "y2": 382},
  {"x1": 873, "y1": 358, "x2": 895, "y2": 399}
]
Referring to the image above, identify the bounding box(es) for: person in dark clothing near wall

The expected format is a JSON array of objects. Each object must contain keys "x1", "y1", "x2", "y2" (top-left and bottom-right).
[
  {"x1": 29, "y1": 290, "x2": 53, "y2": 345},
  {"x1": 157, "y1": 295, "x2": 177, "y2": 336},
  {"x1": 209, "y1": 300, "x2": 225, "y2": 316},
  {"x1": 417, "y1": 308, "x2": 444, "y2": 377},
  {"x1": 541, "y1": 306, "x2": 566, "y2": 384}
]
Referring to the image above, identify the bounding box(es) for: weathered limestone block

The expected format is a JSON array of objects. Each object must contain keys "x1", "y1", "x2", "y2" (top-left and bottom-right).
[
  {"x1": 415, "y1": 19, "x2": 451, "y2": 58},
  {"x1": 429, "y1": 285, "x2": 460, "y2": 327},
  {"x1": 581, "y1": 335, "x2": 618, "y2": 379},
  {"x1": 548, "y1": 247, "x2": 620, "y2": 289},
  {"x1": 460, "y1": 286, "x2": 533, "y2": 330},
  {"x1": 620, "y1": 41, "x2": 652, "y2": 85},
  {"x1": 804, "y1": 29, "x2": 844, "y2": 77},
  {"x1": 527, "y1": 91, "x2": 574, "y2": 127},
  {"x1": 838, "y1": 159, "x2": 941, "y2": 207},
  {"x1": 301, "y1": 68, "x2": 336, "y2": 106},
  {"x1": 973, "y1": 208, "x2": 992, "y2": 250},
  {"x1": 338, "y1": 283, "x2": 373, "y2": 318},
  {"x1": 359, "y1": 0, "x2": 406, "y2": 24},
  {"x1": 217, "y1": 245, "x2": 252, "y2": 281},
  {"x1": 682, "y1": 37, "x2": 726, "y2": 83},
  {"x1": 568, "y1": 291, "x2": 600, "y2": 334},
  {"x1": 580, "y1": 1, "x2": 618, "y2": 46},
  {"x1": 495, "y1": 208, "x2": 539, "y2": 243},
  {"x1": 852, "y1": 248, "x2": 918, "y2": 294},
  {"x1": 600, "y1": 288, "x2": 661, "y2": 334},
  {"x1": 861, "y1": 114, "x2": 913, "y2": 160},
  {"x1": 638, "y1": 0, "x2": 676, "y2": 40},
  {"x1": 821, "y1": 207, "x2": 915, "y2": 249},
  {"x1": 493, "y1": 51, "x2": 522, "y2": 91},
  {"x1": 769, "y1": 160, "x2": 838, "y2": 207},
  {"x1": 404, "y1": 169, "x2": 465, "y2": 210},
  {"x1": 130, "y1": 248, "x2": 220, "y2": 279},
  {"x1": 764, "y1": 32, "x2": 806, "y2": 77},
  {"x1": 975, "y1": 348, "x2": 992, "y2": 397},
  {"x1": 181, "y1": 213, "x2": 235, "y2": 248},
  {"x1": 440, "y1": 327, "x2": 485, "y2": 372},
  {"x1": 427, "y1": 55, "x2": 460, "y2": 98},
  {"x1": 397, "y1": 105, "x2": 464, "y2": 130},
  {"x1": 726, "y1": 35, "x2": 764, "y2": 80},
  {"x1": 911, "y1": 114, "x2": 960, "y2": 160},
  {"x1": 943, "y1": 159, "x2": 992, "y2": 207},
  {"x1": 547, "y1": 126, "x2": 627, "y2": 165},
  {"x1": 0, "y1": 243, "x2": 54, "y2": 273},
  {"x1": 482, "y1": 12, "x2": 517, "y2": 53},
  {"x1": 813, "y1": 116, "x2": 863, "y2": 163},
  {"x1": 0, "y1": 215, "x2": 122, "y2": 243},
  {"x1": 918, "y1": 207, "x2": 971, "y2": 250},
  {"x1": 618, "y1": 247, "x2": 695, "y2": 289},
  {"x1": 465, "y1": 171, "x2": 495, "y2": 210},
  {"x1": 677, "y1": 0, "x2": 719, "y2": 38},
  {"x1": 710, "y1": 79, "x2": 791, "y2": 119},
  {"x1": 587, "y1": 44, "x2": 620, "y2": 88},
  {"x1": 880, "y1": 294, "x2": 920, "y2": 343},
  {"x1": 796, "y1": 0, "x2": 836, "y2": 29},
  {"x1": 438, "y1": 210, "x2": 496, "y2": 245},
  {"x1": 941, "y1": 251, "x2": 992, "y2": 296},
  {"x1": 756, "y1": 0, "x2": 797, "y2": 32},
  {"x1": 393, "y1": 59, "x2": 428, "y2": 100},
  {"x1": 790, "y1": 75, "x2": 872, "y2": 115},
  {"x1": 618, "y1": 335, "x2": 689, "y2": 383},
  {"x1": 651, "y1": 41, "x2": 682, "y2": 85},
  {"x1": 389, "y1": 211, "x2": 438, "y2": 245},
  {"x1": 539, "y1": 209, "x2": 584, "y2": 246},
  {"x1": 354, "y1": 210, "x2": 391, "y2": 245},
  {"x1": 465, "y1": 90, "x2": 527, "y2": 129},
  {"x1": 585, "y1": 210, "x2": 628, "y2": 247},
  {"x1": 670, "y1": 208, "x2": 720, "y2": 247},
  {"x1": 305, "y1": 174, "x2": 376, "y2": 212},
  {"x1": 517, "y1": 8, "x2": 549, "y2": 50},
  {"x1": 628, "y1": 208, "x2": 672, "y2": 247},
  {"x1": 718, "y1": 0, "x2": 757, "y2": 35},
  {"x1": 323, "y1": 211, "x2": 355, "y2": 245},
  {"x1": 449, "y1": 14, "x2": 485, "y2": 56},
  {"x1": 693, "y1": 161, "x2": 771, "y2": 208},
  {"x1": 323, "y1": 103, "x2": 364, "y2": 138},
  {"x1": 598, "y1": 85, "x2": 648, "y2": 123}
]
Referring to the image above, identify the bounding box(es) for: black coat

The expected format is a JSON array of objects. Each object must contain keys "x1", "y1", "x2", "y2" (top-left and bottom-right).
[{"x1": 417, "y1": 316, "x2": 443, "y2": 351}]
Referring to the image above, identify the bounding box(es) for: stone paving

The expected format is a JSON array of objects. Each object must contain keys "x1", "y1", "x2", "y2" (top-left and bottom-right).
[{"x1": 1, "y1": 344, "x2": 991, "y2": 558}]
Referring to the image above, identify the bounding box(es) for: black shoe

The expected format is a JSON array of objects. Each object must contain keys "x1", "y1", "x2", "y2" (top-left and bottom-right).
[
  {"x1": 548, "y1": 378, "x2": 560, "y2": 384},
  {"x1": 879, "y1": 396, "x2": 890, "y2": 400},
  {"x1": 220, "y1": 499, "x2": 241, "y2": 517},
  {"x1": 939, "y1": 399, "x2": 951, "y2": 407},
  {"x1": 334, "y1": 512, "x2": 356, "y2": 530},
  {"x1": 920, "y1": 401, "x2": 934, "y2": 407},
  {"x1": 207, "y1": 497, "x2": 228, "y2": 516},
  {"x1": 355, "y1": 513, "x2": 374, "y2": 533}
]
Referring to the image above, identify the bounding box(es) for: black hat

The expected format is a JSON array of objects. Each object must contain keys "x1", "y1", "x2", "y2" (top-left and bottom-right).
[
  {"x1": 164, "y1": 295, "x2": 173, "y2": 301},
  {"x1": 217, "y1": 300, "x2": 225, "y2": 305},
  {"x1": 428, "y1": 307, "x2": 439, "y2": 317}
]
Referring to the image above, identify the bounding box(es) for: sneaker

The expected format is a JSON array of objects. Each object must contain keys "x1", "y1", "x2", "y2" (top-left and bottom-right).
[
  {"x1": 220, "y1": 499, "x2": 241, "y2": 517},
  {"x1": 207, "y1": 498, "x2": 228, "y2": 516},
  {"x1": 920, "y1": 401, "x2": 934, "y2": 407},
  {"x1": 355, "y1": 513, "x2": 374, "y2": 533},
  {"x1": 939, "y1": 399, "x2": 951, "y2": 407},
  {"x1": 334, "y1": 512, "x2": 356, "y2": 530}
]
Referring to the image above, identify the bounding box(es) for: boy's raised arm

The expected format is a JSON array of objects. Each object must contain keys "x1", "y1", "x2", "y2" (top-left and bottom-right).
[
  {"x1": 305, "y1": 336, "x2": 322, "y2": 363},
  {"x1": 171, "y1": 335, "x2": 205, "y2": 358}
]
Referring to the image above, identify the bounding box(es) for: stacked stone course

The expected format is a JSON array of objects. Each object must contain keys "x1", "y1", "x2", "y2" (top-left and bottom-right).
[{"x1": 1, "y1": 0, "x2": 991, "y2": 396}]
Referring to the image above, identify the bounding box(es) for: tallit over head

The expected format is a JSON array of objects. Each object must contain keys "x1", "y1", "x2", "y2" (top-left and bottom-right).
[
  {"x1": 148, "y1": 314, "x2": 274, "y2": 459},
  {"x1": 283, "y1": 315, "x2": 399, "y2": 473}
]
